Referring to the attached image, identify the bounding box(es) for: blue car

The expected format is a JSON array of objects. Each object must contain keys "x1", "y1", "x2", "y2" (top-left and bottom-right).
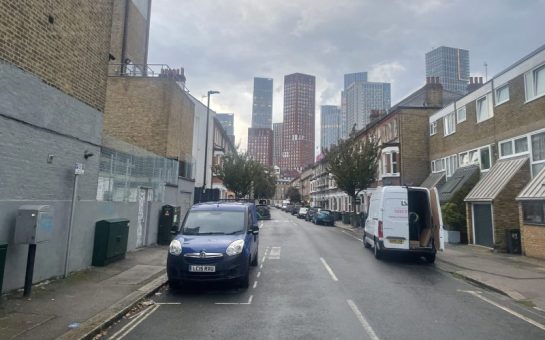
[{"x1": 167, "y1": 202, "x2": 260, "y2": 289}]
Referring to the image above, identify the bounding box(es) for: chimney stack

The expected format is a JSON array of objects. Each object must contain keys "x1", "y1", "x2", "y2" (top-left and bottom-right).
[
  {"x1": 466, "y1": 76, "x2": 484, "y2": 93},
  {"x1": 424, "y1": 76, "x2": 443, "y2": 107}
]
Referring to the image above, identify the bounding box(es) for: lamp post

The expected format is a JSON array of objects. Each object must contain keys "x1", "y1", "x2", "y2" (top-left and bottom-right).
[{"x1": 202, "y1": 90, "x2": 220, "y2": 201}]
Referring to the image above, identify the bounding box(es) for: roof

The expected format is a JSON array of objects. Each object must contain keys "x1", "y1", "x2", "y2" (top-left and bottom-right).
[
  {"x1": 192, "y1": 202, "x2": 248, "y2": 211},
  {"x1": 420, "y1": 171, "x2": 446, "y2": 190},
  {"x1": 438, "y1": 165, "x2": 480, "y2": 204},
  {"x1": 465, "y1": 157, "x2": 529, "y2": 202},
  {"x1": 517, "y1": 166, "x2": 545, "y2": 201}
]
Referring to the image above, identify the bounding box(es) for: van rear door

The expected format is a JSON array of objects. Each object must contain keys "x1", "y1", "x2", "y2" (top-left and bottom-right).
[
  {"x1": 430, "y1": 187, "x2": 445, "y2": 251},
  {"x1": 382, "y1": 190, "x2": 409, "y2": 250}
]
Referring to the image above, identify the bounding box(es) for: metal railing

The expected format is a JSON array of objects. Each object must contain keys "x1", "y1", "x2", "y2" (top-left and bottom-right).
[{"x1": 108, "y1": 63, "x2": 186, "y2": 81}]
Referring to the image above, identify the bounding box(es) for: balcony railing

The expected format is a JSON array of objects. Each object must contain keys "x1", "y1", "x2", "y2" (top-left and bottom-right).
[{"x1": 108, "y1": 63, "x2": 186, "y2": 82}]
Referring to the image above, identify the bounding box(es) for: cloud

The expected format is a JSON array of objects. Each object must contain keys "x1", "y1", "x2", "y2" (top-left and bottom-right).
[{"x1": 148, "y1": 0, "x2": 545, "y2": 152}]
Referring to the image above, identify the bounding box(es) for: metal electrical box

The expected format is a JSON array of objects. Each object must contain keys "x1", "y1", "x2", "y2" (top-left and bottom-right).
[
  {"x1": 92, "y1": 219, "x2": 129, "y2": 266},
  {"x1": 14, "y1": 205, "x2": 53, "y2": 244}
]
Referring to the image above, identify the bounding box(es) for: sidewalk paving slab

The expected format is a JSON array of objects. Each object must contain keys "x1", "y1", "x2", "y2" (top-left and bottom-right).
[{"x1": 0, "y1": 245, "x2": 168, "y2": 340}]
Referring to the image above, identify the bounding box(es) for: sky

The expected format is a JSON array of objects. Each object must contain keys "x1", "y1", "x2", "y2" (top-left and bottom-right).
[{"x1": 148, "y1": 0, "x2": 545, "y2": 153}]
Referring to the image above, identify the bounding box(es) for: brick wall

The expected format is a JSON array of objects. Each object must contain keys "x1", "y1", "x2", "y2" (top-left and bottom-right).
[
  {"x1": 492, "y1": 162, "x2": 531, "y2": 249},
  {"x1": 0, "y1": 0, "x2": 114, "y2": 111},
  {"x1": 519, "y1": 204, "x2": 545, "y2": 259},
  {"x1": 429, "y1": 74, "x2": 545, "y2": 161},
  {"x1": 399, "y1": 109, "x2": 434, "y2": 186},
  {"x1": 109, "y1": 0, "x2": 149, "y2": 67},
  {"x1": 104, "y1": 77, "x2": 194, "y2": 159}
]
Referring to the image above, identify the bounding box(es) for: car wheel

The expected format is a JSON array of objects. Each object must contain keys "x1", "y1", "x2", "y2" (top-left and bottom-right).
[
  {"x1": 374, "y1": 239, "x2": 382, "y2": 260},
  {"x1": 168, "y1": 279, "x2": 183, "y2": 291},
  {"x1": 251, "y1": 247, "x2": 258, "y2": 267},
  {"x1": 425, "y1": 253, "x2": 436, "y2": 264}
]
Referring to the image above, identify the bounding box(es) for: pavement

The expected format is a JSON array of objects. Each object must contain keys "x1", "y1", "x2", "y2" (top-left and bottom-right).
[
  {"x1": 0, "y1": 245, "x2": 168, "y2": 340},
  {"x1": 336, "y1": 222, "x2": 545, "y2": 310}
]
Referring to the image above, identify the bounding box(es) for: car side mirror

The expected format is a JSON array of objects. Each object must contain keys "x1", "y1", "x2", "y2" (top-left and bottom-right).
[{"x1": 250, "y1": 224, "x2": 259, "y2": 235}]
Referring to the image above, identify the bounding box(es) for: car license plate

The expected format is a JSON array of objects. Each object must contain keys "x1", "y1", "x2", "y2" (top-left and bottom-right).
[
  {"x1": 389, "y1": 239, "x2": 404, "y2": 244},
  {"x1": 189, "y1": 265, "x2": 215, "y2": 272}
]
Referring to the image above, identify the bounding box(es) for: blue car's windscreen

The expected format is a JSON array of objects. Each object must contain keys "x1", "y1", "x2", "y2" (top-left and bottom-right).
[{"x1": 182, "y1": 210, "x2": 245, "y2": 235}]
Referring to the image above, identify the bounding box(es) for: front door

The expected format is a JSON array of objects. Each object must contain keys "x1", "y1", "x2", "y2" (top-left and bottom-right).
[
  {"x1": 473, "y1": 203, "x2": 494, "y2": 247},
  {"x1": 136, "y1": 188, "x2": 152, "y2": 248}
]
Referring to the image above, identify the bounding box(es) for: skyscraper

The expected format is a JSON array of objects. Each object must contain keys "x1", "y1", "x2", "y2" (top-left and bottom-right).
[
  {"x1": 340, "y1": 90, "x2": 348, "y2": 140},
  {"x1": 217, "y1": 113, "x2": 235, "y2": 143},
  {"x1": 281, "y1": 73, "x2": 316, "y2": 172},
  {"x1": 344, "y1": 72, "x2": 368, "y2": 89},
  {"x1": 251, "y1": 77, "x2": 273, "y2": 129},
  {"x1": 273, "y1": 122, "x2": 283, "y2": 167},
  {"x1": 426, "y1": 46, "x2": 470, "y2": 94},
  {"x1": 247, "y1": 128, "x2": 273, "y2": 167},
  {"x1": 345, "y1": 81, "x2": 391, "y2": 132},
  {"x1": 320, "y1": 105, "x2": 341, "y2": 151}
]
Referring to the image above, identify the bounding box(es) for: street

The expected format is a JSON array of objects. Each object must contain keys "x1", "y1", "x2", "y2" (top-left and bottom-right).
[{"x1": 106, "y1": 209, "x2": 545, "y2": 339}]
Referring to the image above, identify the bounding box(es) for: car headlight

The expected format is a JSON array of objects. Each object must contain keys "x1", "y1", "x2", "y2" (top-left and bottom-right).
[
  {"x1": 226, "y1": 239, "x2": 245, "y2": 256},
  {"x1": 169, "y1": 239, "x2": 182, "y2": 256}
]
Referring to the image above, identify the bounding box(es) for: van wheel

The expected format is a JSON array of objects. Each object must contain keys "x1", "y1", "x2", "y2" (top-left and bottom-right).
[
  {"x1": 374, "y1": 240, "x2": 382, "y2": 260},
  {"x1": 425, "y1": 253, "x2": 436, "y2": 264}
]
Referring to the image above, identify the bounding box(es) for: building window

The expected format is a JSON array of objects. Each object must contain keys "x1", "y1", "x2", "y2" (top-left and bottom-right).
[
  {"x1": 445, "y1": 154, "x2": 458, "y2": 177},
  {"x1": 430, "y1": 121, "x2": 437, "y2": 136},
  {"x1": 531, "y1": 132, "x2": 545, "y2": 175},
  {"x1": 456, "y1": 105, "x2": 466, "y2": 123},
  {"x1": 480, "y1": 147, "x2": 491, "y2": 170},
  {"x1": 431, "y1": 159, "x2": 445, "y2": 173},
  {"x1": 525, "y1": 64, "x2": 545, "y2": 101},
  {"x1": 476, "y1": 95, "x2": 493, "y2": 122},
  {"x1": 522, "y1": 201, "x2": 545, "y2": 225},
  {"x1": 500, "y1": 136, "x2": 529, "y2": 158},
  {"x1": 443, "y1": 112, "x2": 456, "y2": 136},
  {"x1": 495, "y1": 85, "x2": 509, "y2": 105}
]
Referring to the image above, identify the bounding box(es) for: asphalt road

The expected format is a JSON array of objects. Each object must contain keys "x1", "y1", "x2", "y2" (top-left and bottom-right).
[{"x1": 105, "y1": 209, "x2": 545, "y2": 340}]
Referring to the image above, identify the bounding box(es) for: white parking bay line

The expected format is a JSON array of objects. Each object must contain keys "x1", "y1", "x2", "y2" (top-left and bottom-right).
[
  {"x1": 320, "y1": 257, "x2": 338, "y2": 282},
  {"x1": 110, "y1": 304, "x2": 160, "y2": 340},
  {"x1": 253, "y1": 281, "x2": 258, "y2": 289},
  {"x1": 463, "y1": 290, "x2": 545, "y2": 331},
  {"x1": 347, "y1": 299, "x2": 380, "y2": 340},
  {"x1": 341, "y1": 230, "x2": 362, "y2": 241}
]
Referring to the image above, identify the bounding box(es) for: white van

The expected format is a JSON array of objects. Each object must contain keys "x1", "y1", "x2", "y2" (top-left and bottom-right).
[{"x1": 363, "y1": 186, "x2": 444, "y2": 263}]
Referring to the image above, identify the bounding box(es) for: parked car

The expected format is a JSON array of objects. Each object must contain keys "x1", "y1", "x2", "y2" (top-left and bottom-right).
[
  {"x1": 285, "y1": 204, "x2": 294, "y2": 213},
  {"x1": 291, "y1": 204, "x2": 301, "y2": 215},
  {"x1": 305, "y1": 207, "x2": 318, "y2": 221},
  {"x1": 313, "y1": 209, "x2": 335, "y2": 226},
  {"x1": 256, "y1": 204, "x2": 271, "y2": 220},
  {"x1": 363, "y1": 186, "x2": 444, "y2": 263},
  {"x1": 167, "y1": 202, "x2": 260, "y2": 289},
  {"x1": 297, "y1": 207, "x2": 309, "y2": 219}
]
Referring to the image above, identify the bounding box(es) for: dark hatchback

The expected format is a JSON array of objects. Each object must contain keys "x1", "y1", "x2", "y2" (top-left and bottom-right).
[
  {"x1": 313, "y1": 209, "x2": 335, "y2": 226},
  {"x1": 256, "y1": 204, "x2": 271, "y2": 220},
  {"x1": 167, "y1": 202, "x2": 260, "y2": 289}
]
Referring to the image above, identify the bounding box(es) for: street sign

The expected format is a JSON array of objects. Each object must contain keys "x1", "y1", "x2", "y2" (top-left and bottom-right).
[{"x1": 75, "y1": 163, "x2": 85, "y2": 175}]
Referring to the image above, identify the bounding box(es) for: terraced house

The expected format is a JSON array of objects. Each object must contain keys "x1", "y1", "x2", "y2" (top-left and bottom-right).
[{"x1": 428, "y1": 45, "x2": 545, "y2": 257}]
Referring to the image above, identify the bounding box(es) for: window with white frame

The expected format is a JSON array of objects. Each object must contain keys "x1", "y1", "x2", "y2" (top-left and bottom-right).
[
  {"x1": 458, "y1": 146, "x2": 492, "y2": 171},
  {"x1": 456, "y1": 105, "x2": 466, "y2": 123},
  {"x1": 445, "y1": 154, "x2": 458, "y2": 177},
  {"x1": 531, "y1": 132, "x2": 545, "y2": 176},
  {"x1": 525, "y1": 64, "x2": 545, "y2": 101},
  {"x1": 430, "y1": 121, "x2": 437, "y2": 136},
  {"x1": 443, "y1": 112, "x2": 456, "y2": 136},
  {"x1": 476, "y1": 95, "x2": 493, "y2": 122},
  {"x1": 495, "y1": 85, "x2": 509, "y2": 105},
  {"x1": 500, "y1": 136, "x2": 529, "y2": 158},
  {"x1": 431, "y1": 158, "x2": 446, "y2": 173}
]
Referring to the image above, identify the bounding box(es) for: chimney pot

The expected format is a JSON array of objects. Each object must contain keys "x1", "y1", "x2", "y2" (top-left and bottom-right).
[
  {"x1": 426, "y1": 77, "x2": 430, "y2": 84},
  {"x1": 436, "y1": 76, "x2": 440, "y2": 84},
  {"x1": 470, "y1": 77, "x2": 473, "y2": 84},
  {"x1": 479, "y1": 77, "x2": 483, "y2": 83}
]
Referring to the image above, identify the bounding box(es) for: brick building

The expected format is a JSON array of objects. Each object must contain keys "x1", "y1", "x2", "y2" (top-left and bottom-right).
[
  {"x1": 427, "y1": 45, "x2": 545, "y2": 252},
  {"x1": 0, "y1": 1, "x2": 116, "y2": 292},
  {"x1": 281, "y1": 73, "x2": 316, "y2": 172},
  {"x1": 248, "y1": 128, "x2": 274, "y2": 167},
  {"x1": 273, "y1": 122, "x2": 283, "y2": 167}
]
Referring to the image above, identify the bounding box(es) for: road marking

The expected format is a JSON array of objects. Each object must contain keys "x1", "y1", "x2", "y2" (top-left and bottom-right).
[
  {"x1": 269, "y1": 246, "x2": 281, "y2": 260},
  {"x1": 320, "y1": 257, "x2": 338, "y2": 282},
  {"x1": 253, "y1": 281, "x2": 258, "y2": 289},
  {"x1": 257, "y1": 271, "x2": 261, "y2": 278},
  {"x1": 462, "y1": 290, "x2": 545, "y2": 331},
  {"x1": 535, "y1": 307, "x2": 545, "y2": 312},
  {"x1": 110, "y1": 304, "x2": 160, "y2": 340},
  {"x1": 154, "y1": 302, "x2": 181, "y2": 305},
  {"x1": 341, "y1": 230, "x2": 362, "y2": 241},
  {"x1": 347, "y1": 299, "x2": 380, "y2": 340},
  {"x1": 215, "y1": 295, "x2": 254, "y2": 305},
  {"x1": 260, "y1": 264, "x2": 263, "y2": 269}
]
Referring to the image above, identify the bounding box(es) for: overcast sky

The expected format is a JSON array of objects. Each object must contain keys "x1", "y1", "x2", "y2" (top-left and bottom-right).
[{"x1": 148, "y1": 0, "x2": 544, "y2": 152}]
